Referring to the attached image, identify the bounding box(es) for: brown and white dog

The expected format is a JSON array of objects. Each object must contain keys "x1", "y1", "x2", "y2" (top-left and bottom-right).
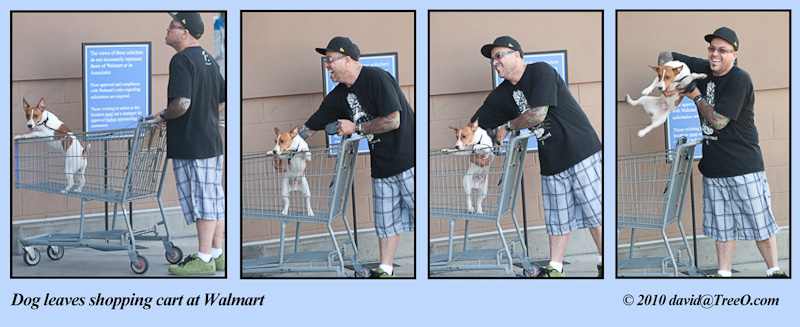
[
  {"x1": 269, "y1": 126, "x2": 313, "y2": 216},
  {"x1": 14, "y1": 97, "x2": 90, "y2": 193},
  {"x1": 443, "y1": 119, "x2": 494, "y2": 214},
  {"x1": 626, "y1": 61, "x2": 707, "y2": 137}
]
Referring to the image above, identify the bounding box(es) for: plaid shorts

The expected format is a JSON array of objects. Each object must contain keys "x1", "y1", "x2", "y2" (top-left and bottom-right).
[
  {"x1": 373, "y1": 167, "x2": 415, "y2": 238},
  {"x1": 542, "y1": 151, "x2": 602, "y2": 236},
  {"x1": 173, "y1": 155, "x2": 226, "y2": 224},
  {"x1": 702, "y1": 171, "x2": 778, "y2": 242}
]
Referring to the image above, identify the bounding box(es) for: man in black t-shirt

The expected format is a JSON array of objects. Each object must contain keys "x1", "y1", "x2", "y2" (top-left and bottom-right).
[
  {"x1": 300, "y1": 37, "x2": 415, "y2": 278},
  {"x1": 155, "y1": 13, "x2": 226, "y2": 276},
  {"x1": 665, "y1": 27, "x2": 785, "y2": 277},
  {"x1": 473, "y1": 36, "x2": 603, "y2": 277}
]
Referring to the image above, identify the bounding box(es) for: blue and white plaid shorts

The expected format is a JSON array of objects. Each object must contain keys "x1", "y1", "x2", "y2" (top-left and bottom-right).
[
  {"x1": 372, "y1": 167, "x2": 415, "y2": 238},
  {"x1": 542, "y1": 151, "x2": 602, "y2": 236},
  {"x1": 173, "y1": 154, "x2": 226, "y2": 224},
  {"x1": 702, "y1": 171, "x2": 778, "y2": 242}
]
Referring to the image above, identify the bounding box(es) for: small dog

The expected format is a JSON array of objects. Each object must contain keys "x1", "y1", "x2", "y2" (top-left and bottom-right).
[
  {"x1": 14, "y1": 97, "x2": 90, "y2": 193},
  {"x1": 443, "y1": 119, "x2": 495, "y2": 214},
  {"x1": 626, "y1": 61, "x2": 707, "y2": 137},
  {"x1": 269, "y1": 126, "x2": 313, "y2": 216}
]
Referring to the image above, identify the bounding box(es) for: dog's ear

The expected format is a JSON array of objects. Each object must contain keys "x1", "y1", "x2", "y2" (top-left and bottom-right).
[
  {"x1": 274, "y1": 127, "x2": 282, "y2": 135},
  {"x1": 448, "y1": 126, "x2": 460, "y2": 132},
  {"x1": 37, "y1": 98, "x2": 47, "y2": 111},
  {"x1": 22, "y1": 98, "x2": 30, "y2": 111},
  {"x1": 470, "y1": 118, "x2": 479, "y2": 131},
  {"x1": 650, "y1": 65, "x2": 660, "y2": 73},
  {"x1": 672, "y1": 66, "x2": 683, "y2": 75},
  {"x1": 290, "y1": 125, "x2": 299, "y2": 138}
]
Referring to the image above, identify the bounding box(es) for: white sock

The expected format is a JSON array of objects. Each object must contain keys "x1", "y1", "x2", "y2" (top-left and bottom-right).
[
  {"x1": 598, "y1": 255, "x2": 603, "y2": 264},
  {"x1": 717, "y1": 270, "x2": 732, "y2": 277},
  {"x1": 766, "y1": 267, "x2": 781, "y2": 276},
  {"x1": 197, "y1": 252, "x2": 212, "y2": 263},
  {"x1": 379, "y1": 264, "x2": 393, "y2": 276},
  {"x1": 211, "y1": 248, "x2": 223, "y2": 259},
  {"x1": 549, "y1": 261, "x2": 563, "y2": 273}
]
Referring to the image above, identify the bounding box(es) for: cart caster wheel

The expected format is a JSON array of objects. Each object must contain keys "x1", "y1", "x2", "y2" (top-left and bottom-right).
[
  {"x1": 165, "y1": 243, "x2": 183, "y2": 264},
  {"x1": 523, "y1": 267, "x2": 538, "y2": 278},
  {"x1": 47, "y1": 246, "x2": 65, "y2": 260},
  {"x1": 355, "y1": 266, "x2": 372, "y2": 278},
  {"x1": 23, "y1": 248, "x2": 41, "y2": 266},
  {"x1": 131, "y1": 254, "x2": 149, "y2": 274},
  {"x1": 695, "y1": 271, "x2": 708, "y2": 277}
]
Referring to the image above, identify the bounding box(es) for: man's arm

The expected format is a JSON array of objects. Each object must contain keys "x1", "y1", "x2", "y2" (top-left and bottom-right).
[
  {"x1": 337, "y1": 111, "x2": 400, "y2": 136},
  {"x1": 659, "y1": 51, "x2": 730, "y2": 130},
  {"x1": 297, "y1": 124, "x2": 317, "y2": 140},
  {"x1": 219, "y1": 102, "x2": 226, "y2": 113},
  {"x1": 508, "y1": 106, "x2": 549, "y2": 130},
  {"x1": 658, "y1": 51, "x2": 673, "y2": 65},
  {"x1": 156, "y1": 97, "x2": 191, "y2": 120}
]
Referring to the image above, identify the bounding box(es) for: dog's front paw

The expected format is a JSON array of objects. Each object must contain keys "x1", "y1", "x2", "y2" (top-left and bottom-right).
[
  {"x1": 60, "y1": 189, "x2": 69, "y2": 194},
  {"x1": 307, "y1": 209, "x2": 315, "y2": 216},
  {"x1": 696, "y1": 73, "x2": 708, "y2": 79},
  {"x1": 281, "y1": 209, "x2": 288, "y2": 215},
  {"x1": 637, "y1": 129, "x2": 648, "y2": 138},
  {"x1": 642, "y1": 87, "x2": 654, "y2": 95},
  {"x1": 467, "y1": 206, "x2": 475, "y2": 214},
  {"x1": 13, "y1": 135, "x2": 22, "y2": 140}
]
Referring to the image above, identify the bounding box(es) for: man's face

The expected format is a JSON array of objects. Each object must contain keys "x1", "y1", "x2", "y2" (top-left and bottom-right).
[
  {"x1": 490, "y1": 46, "x2": 517, "y2": 79},
  {"x1": 324, "y1": 50, "x2": 348, "y2": 83},
  {"x1": 708, "y1": 37, "x2": 738, "y2": 76},
  {"x1": 165, "y1": 19, "x2": 186, "y2": 47}
]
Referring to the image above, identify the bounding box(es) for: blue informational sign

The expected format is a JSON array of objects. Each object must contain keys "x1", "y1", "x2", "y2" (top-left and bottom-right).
[
  {"x1": 493, "y1": 50, "x2": 568, "y2": 151},
  {"x1": 83, "y1": 43, "x2": 151, "y2": 132},
  {"x1": 665, "y1": 96, "x2": 703, "y2": 159},
  {"x1": 322, "y1": 52, "x2": 398, "y2": 154}
]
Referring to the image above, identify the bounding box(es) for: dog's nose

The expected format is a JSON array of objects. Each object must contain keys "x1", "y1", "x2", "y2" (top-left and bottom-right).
[{"x1": 657, "y1": 86, "x2": 664, "y2": 91}]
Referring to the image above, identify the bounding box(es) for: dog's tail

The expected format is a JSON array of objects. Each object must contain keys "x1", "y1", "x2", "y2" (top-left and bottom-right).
[{"x1": 83, "y1": 143, "x2": 92, "y2": 156}]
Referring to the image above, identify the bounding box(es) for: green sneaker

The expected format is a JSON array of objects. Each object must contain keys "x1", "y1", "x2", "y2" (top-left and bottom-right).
[
  {"x1": 369, "y1": 267, "x2": 395, "y2": 278},
  {"x1": 710, "y1": 274, "x2": 724, "y2": 277},
  {"x1": 168, "y1": 254, "x2": 215, "y2": 276},
  {"x1": 214, "y1": 254, "x2": 225, "y2": 271},
  {"x1": 536, "y1": 265, "x2": 565, "y2": 278},
  {"x1": 769, "y1": 270, "x2": 788, "y2": 278},
  {"x1": 597, "y1": 262, "x2": 603, "y2": 278}
]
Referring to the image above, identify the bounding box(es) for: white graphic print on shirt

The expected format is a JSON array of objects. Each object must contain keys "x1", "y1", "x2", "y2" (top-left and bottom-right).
[
  {"x1": 701, "y1": 81, "x2": 718, "y2": 142},
  {"x1": 512, "y1": 90, "x2": 551, "y2": 142},
  {"x1": 347, "y1": 93, "x2": 378, "y2": 145}
]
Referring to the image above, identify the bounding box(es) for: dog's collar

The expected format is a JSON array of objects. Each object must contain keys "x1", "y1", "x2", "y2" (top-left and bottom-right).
[
  {"x1": 37, "y1": 114, "x2": 58, "y2": 132},
  {"x1": 675, "y1": 74, "x2": 690, "y2": 83}
]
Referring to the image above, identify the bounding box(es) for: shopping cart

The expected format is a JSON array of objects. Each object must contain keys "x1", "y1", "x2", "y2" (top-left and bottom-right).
[
  {"x1": 617, "y1": 137, "x2": 703, "y2": 277},
  {"x1": 429, "y1": 133, "x2": 539, "y2": 277},
  {"x1": 14, "y1": 117, "x2": 181, "y2": 274},
  {"x1": 241, "y1": 134, "x2": 369, "y2": 277}
]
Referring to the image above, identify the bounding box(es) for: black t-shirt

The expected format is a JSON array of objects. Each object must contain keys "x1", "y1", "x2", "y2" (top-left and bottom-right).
[
  {"x1": 673, "y1": 52, "x2": 763, "y2": 178},
  {"x1": 472, "y1": 62, "x2": 601, "y2": 175},
  {"x1": 166, "y1": 46, "x2": 226, "y2": 159},
  {"x1": 305, "y1": 66, "x2": 415, "y2": 178}
]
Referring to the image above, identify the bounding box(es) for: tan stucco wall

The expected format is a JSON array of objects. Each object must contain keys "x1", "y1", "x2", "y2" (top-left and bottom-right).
[
  {"x1": 429, "y1": 11, "x2": 604, "y2": 240},
  {"x1": 616, "y1": 11, "x2": 790, "y2": 244},
  {"x1": 11, "y1": 12, "x2": 224, "y2": 221},
  {"x1": 240, "y1": 11, "x2": 415, "y2": 243}
]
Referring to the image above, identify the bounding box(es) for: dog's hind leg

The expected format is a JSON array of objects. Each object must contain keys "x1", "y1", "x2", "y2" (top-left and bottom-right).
[
  {"x1": 281, "y1": 179, "x2": 290, "y2": 215},
  {"x1": 463, "y1": 174, "x2": 474, "y2": 214},
  {"x1": 301, "y1": 177, "x2": 314, "y2": 216}
]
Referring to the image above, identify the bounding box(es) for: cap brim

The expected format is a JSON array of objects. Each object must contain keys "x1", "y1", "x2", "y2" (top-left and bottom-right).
[
  {"x1": 316, "y1": 47, "x2": 336, "y2": 55},
  {"x1": 704, "y1": 34, "x2": 716, "y2": 43},
  {"x1": 480, "y1": 44, "x2": 498, "y2": 58},
  {"x1": 169, "y1": 12, "x2": 179, "y2": 20}
]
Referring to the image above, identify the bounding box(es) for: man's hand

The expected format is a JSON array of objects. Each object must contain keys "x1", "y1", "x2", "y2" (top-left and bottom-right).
[
  {"x1": 337, "y1": 119, "x2": 356, "y2": 136},
  {"x1": 495, "y1": 126, "x2": 508, "y2": 146}
]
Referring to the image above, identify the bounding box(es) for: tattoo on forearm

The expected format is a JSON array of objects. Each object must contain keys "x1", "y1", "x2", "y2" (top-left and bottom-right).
[
  {"x1": 658, "y1": 51, "x2": 673, "y2": 65},
  {"x1": 696, "y1": 98, "x2": 730, "y2": 130},
  {"x1": 298, "y1": 124, "x2": 316, "y2": 140},
  {"x1": 360, "y1": 111, "x2": 400, "y2": 134},
  {"x1": 509, "y1": 106, "x2": 548, "y2": 130},
  {"x1": 163, "y1": 97, "x2": 191, "y2": 120}
]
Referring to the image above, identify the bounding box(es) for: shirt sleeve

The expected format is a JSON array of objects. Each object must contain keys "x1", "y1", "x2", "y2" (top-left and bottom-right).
[
  {"x1": 472, "y1": 87, "x2": 518, "y2": 130},
  {"x1": 527, "y1": 63, "x2": 559, "y2": 108},
  {"x1": 167, "y1": 54, "x2": 192, "y2": 100},
  {"x1": 370, "y1": 69, "x2": 404, "y2": 117},
  {"x1": 305, "y1": 90, "x2": 347, "y2": 131},
  {"x1": 671, "y1": 52, "x2": 708, "y2": 73}
]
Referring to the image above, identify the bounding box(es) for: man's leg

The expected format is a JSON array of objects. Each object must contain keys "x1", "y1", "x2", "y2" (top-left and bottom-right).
[
  {"x1": 755, "y1": 235, "x2": 778, "y2": 269},
  {"x1": 548, "y1": 234, "x2": 570, "y2": 264},
  {"x1": 379, "y1": 234, "x2": 400, "y2": 267},
  {"x1": 197, "y1": 219, "x2": 217, "y2": 255},
  {"x1": 589, "y1": 225, "x2": 603, "y2": 255},
  {"x1": 715, "y1": 239, "x2": 737, "y2": 273}
]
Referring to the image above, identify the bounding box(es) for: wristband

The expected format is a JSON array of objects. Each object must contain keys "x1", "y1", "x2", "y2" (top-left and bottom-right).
[
  {"x1": 505, "y1": 122, "x2": 512, "y2": 131},
  {"x1": 356, "y1": 123, "x2": 362, "y2": 134},
  {"x1": 693, "y1": 94, "x2": 703, "y2": 104}
]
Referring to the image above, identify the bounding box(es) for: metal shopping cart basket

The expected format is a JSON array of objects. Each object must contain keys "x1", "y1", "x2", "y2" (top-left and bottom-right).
[
  {"x1": 241, "y1": 135, "x2": 369, "y2": 277},
  {"x1": 429, "y1": 133, "x2": 539, "y2": 277},
  {"x1": 14, "y1": 117, "x2": 181, "y2": 274},
  {"x1": 617, "y1": 137, "x2": 703, "y2": 277}
]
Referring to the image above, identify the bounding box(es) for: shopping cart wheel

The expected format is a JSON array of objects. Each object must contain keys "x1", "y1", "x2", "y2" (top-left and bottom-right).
[
  {"x1": 47, "y1": 246, "x2": 65, "y2": 260},
  {"x1": 131, "y1": 254, "x2": 149, "y2": 274},
  {"x1": 522, "y1": 267, "x2": 538, "y2": 278},
  {"x1": 165, "y1": 243, "x2": 183, "y2": 264},
  {"x1": 695, "y1": 271, "x2": 708, "y2": 277},
  {"x1": 354, "y1": 266, "x2": 372, "y2": 278},
  {"x1": 23, "y1": 248, "x2": 41, "y2": 266}
]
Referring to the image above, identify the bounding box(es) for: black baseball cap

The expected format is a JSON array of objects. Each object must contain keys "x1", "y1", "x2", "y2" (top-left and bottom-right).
[
  {"x1": 481, "y1": 36, "x2": 523, "y2": 59},
  {"x1": 169, "y1": 12, "x2": 204, "y2": 40},
  {"x1": 316, "y1": 36, "x2": 361, "y2": 61},
  {"x1": 704, "y1": 27, "x2": 738, "y2": 51}
]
